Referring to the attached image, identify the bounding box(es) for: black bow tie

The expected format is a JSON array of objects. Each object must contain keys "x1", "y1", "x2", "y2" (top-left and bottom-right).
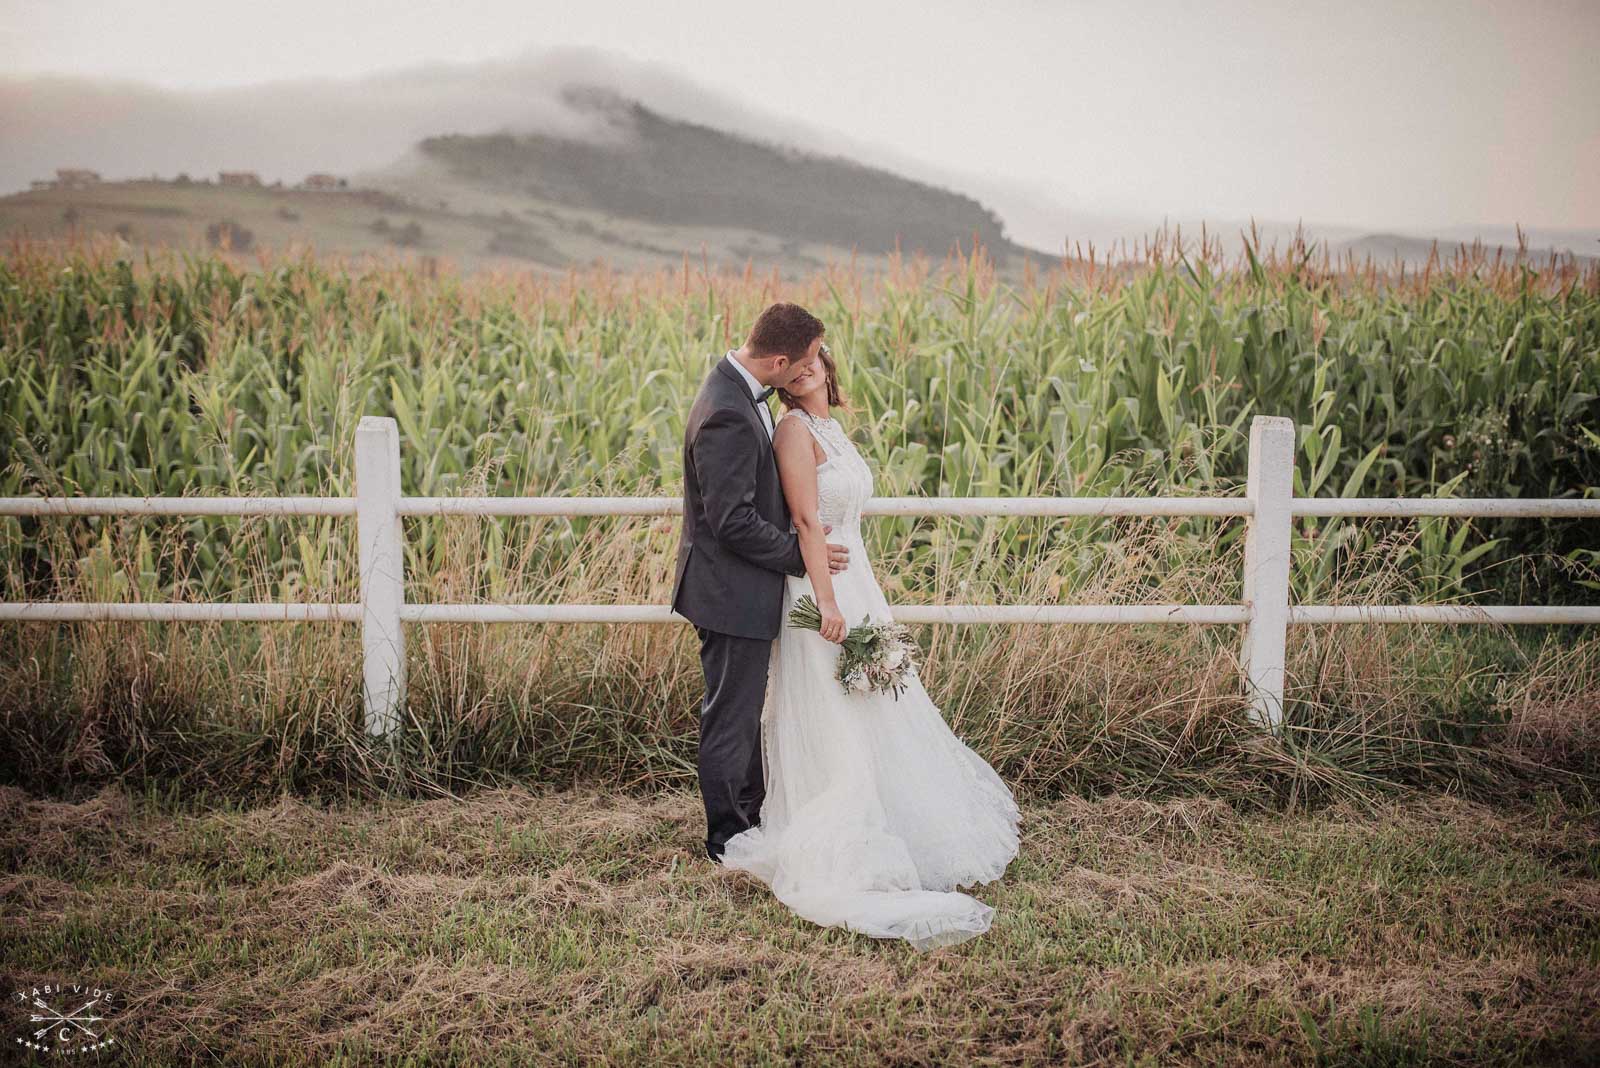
[{"x1": 755, "y1": 386, "x2": 775, "y2": 403}]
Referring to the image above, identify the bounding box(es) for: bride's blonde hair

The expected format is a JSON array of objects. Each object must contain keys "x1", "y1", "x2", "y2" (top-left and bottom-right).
[{"x1": 776, "y1": 342, "x2": 850, "y2": 413}]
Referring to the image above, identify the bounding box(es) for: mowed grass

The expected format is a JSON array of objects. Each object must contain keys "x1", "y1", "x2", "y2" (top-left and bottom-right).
[{"x1": 3, "y1": 782, "x2": 1597, "y2": 1066}]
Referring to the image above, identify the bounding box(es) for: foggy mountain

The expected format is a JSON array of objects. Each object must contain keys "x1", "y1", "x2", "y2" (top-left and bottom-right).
[
  {"x1": 2, "y1": 47, "x2": 1058, "y2": 271},
  {"x1": 0, "y1": 48, "x2": 757, "y2": 196},
  {"x1": 404, "y1": 86, "x2": 1020, "y2": 260},
  {"x1": 2, "y1": 44, "x2": 1595, "y2": 268}
]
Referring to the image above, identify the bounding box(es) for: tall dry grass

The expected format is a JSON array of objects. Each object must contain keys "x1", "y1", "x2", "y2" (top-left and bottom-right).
[{"x1": 3, "y1": 476, "x2": 1594, "y2": 808}]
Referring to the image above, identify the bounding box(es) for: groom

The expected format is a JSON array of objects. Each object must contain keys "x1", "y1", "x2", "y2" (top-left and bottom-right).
[{"x1": 670, "y1": 302, "x2": 850, "y2": 864}]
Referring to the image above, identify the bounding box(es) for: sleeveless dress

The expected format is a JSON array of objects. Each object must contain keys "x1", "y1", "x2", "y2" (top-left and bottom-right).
[{"x1": 719, "y1": 408, "x2": 1021, "y2": 950}]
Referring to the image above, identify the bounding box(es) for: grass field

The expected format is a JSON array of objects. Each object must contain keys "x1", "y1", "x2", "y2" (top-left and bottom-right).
[
  {"x1": 3, "y1": 782, "x2": 1597, "y2": 1066},
  {"x1": 0, "y1": 178, "x2": 902, "y2": 278}
]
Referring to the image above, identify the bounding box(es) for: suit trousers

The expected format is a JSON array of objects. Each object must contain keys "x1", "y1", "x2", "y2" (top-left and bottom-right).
[{"x1": 694, "y1": 624, "x2": 772, "y2": 861}]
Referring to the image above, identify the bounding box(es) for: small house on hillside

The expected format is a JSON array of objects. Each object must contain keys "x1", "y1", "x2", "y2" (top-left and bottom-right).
[
  {"x1": 219, "y1": 171, "x2": 263, "y2": 187},
  {"x1": 301, "y1": 173, "x2": 345, "y2": 190},
  {"x1": 55, "y1": 168, "x2": 101, "y2": 188}
]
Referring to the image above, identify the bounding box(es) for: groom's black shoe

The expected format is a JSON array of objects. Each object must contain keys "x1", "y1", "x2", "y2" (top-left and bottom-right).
[{"x1": 705, "y1": 841, "x2": 725, "y2": 865}]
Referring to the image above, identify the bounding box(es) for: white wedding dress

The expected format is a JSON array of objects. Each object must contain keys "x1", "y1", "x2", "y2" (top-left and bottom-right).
[{"x1": 720, "y1": 408, "x2": 1021, "y2": 950}]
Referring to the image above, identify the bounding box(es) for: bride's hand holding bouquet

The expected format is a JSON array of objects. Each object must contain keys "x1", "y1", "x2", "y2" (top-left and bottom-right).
[
  {"x1": 812, "y1": 596, "x2": 847, "y2": 642},
  {"x1": 788, "y1": 594, "x2": 920, "y2": 700}
]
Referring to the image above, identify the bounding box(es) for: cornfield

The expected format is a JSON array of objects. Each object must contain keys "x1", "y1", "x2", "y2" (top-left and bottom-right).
[{"x1": 1, "y1": 233, "x2": 1597, "y2": 804}]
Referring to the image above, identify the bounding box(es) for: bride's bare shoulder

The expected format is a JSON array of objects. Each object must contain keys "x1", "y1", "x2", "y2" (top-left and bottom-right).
[{"x1": 774, "y1": 412, "x2": 827, "y2": 465}]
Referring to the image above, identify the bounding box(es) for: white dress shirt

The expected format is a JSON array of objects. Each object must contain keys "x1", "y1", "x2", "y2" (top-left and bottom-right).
[{"x1": 724, "y1": 350, "x2": 775, "y2": 439}]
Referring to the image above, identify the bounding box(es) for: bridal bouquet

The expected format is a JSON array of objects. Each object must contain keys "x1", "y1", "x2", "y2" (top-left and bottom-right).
[{"x1": 788, "y1": 595, "x2": 920, "y2": 700}]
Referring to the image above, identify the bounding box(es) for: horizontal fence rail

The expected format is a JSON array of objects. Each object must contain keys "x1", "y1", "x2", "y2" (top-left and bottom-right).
[
  {"x1": 14, "y1": 496, "x2": 1599, "y2": 520},
  {"x1": 10, "y1": 604, "x2": 1598, "y2": 627},
  {"x1": 395, "y1": 496, "x2": 1260, "y2": 518},
  {"x1": 3, "y1": 415, "x2": 1597, "y2": 737},
  {"x1": 4, "y1": 496, "x2": 358, "y2": 517}
]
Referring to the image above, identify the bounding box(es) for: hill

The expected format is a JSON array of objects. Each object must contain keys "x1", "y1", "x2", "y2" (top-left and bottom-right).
[
  {"x1": 402, "y1": 86, "x2": 1033, "y2": 264},
  {"x1": 0, "y1": 85, "x2": 1049, "y2": 278},
  {"x1": 1333, "y1": 231, "x2": 1598, "y2": 268}
]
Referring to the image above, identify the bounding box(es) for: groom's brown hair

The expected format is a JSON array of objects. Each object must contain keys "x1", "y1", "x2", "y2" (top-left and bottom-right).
[{"x1": 746, "y1": 302, "x2": 825, "y2": 359}]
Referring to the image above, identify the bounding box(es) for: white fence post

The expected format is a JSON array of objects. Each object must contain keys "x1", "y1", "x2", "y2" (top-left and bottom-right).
[
  {"x1": 355, "y1": 416, "x2": 406, "y2": 738},
  {"x1": 1241, "y1": 416, "x2": 1296, "y2": 731}
]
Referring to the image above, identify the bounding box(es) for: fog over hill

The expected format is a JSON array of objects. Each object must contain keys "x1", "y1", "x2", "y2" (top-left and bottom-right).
[
  {"x1": 0, "y1": 49, "x2": 731, "y2": 194},
  {"x1": 1, "y1": 47, "x2": 1044, "y2": 259},
  {"x1": 2, "y1": 44, "x2": 1595, "y2": 266},
  {"x1": 409, "y1": 86, "x2": 1021, "y2": 260}
]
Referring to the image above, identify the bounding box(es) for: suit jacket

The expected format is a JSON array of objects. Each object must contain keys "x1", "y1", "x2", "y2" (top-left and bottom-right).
[{"x1": 670, "y1": 356, "x2": 806, "y2": 639}]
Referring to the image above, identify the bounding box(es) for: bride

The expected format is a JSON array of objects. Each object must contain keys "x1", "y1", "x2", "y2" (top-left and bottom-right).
[{"x1": 719, "y1": 342, "x2": 1021, "y2": 950}]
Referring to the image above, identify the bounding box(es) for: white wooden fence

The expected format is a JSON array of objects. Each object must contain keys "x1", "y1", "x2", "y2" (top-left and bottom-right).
[{"x1": 4, "y1": 415, "x2": 1597, "y2": 738}]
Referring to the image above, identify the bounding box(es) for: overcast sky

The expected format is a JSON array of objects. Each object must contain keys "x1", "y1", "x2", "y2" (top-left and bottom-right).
[{"x1": 2, "y1": 0, "x2": 1596, "y2": 245}]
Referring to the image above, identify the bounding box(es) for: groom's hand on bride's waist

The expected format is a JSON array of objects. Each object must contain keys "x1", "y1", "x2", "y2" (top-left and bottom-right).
[{"x1": 822, "y1": 524, "x2": 849, "y2": 573}]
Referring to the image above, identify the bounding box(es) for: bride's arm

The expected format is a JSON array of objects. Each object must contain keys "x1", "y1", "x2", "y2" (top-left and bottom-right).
[{"x1": 773, "y1": 419, "x2": 847, "y2": 643}]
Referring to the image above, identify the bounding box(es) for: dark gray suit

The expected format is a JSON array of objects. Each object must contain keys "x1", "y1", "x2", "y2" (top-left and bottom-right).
[{"x1": 671, "y1": 356, "x2": 806, "y2": 861}]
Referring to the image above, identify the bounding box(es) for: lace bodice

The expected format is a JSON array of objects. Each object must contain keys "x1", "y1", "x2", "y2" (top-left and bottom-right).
[{"x1": 785, "y1": 409, "x2": 874, "y2": 536}]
